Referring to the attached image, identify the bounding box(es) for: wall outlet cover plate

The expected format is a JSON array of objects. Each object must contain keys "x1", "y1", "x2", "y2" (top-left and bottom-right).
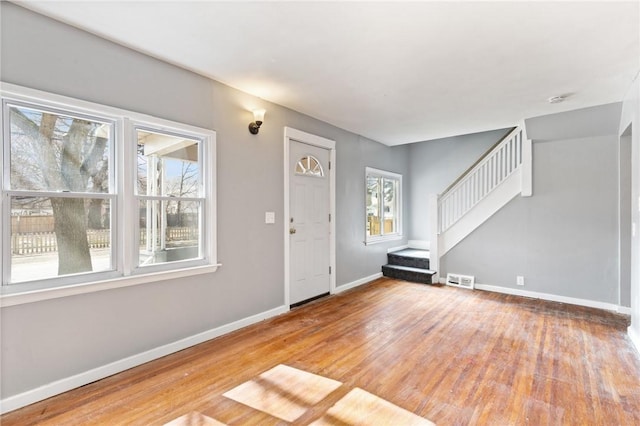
[{"x1": 265, "y1": 212, "x2": 275, "y2": 224}]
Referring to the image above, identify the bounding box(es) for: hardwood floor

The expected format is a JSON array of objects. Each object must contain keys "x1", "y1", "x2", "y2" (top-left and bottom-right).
[{"x1": 2, "y1": 278, "x2": 639, "y2": 425}]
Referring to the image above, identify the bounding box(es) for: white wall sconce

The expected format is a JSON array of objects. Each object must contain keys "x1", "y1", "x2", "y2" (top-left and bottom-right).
[{"x1": 248, "y1": 109, "x2": 266, "y2": 134}]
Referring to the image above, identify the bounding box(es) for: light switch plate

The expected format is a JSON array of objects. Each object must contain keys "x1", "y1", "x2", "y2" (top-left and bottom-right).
[{"x1": 265, "y1": 211, "x2": 275, "y2": 224}]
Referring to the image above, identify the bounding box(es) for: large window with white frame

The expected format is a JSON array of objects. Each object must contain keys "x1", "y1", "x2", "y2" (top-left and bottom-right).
[
  {"x1": 365, "y1": 167, "x2": 402, "y2": 244},
  {"x1": 1, "y1": 84, "x2": 217, "y2": 295}
]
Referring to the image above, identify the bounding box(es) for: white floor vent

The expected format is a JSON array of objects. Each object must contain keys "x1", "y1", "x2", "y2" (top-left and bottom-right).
[{"x1": 446, "y1": 273, "x2": 475, "y2": 290}]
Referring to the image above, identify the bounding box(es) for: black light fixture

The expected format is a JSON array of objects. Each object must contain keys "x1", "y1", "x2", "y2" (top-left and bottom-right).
[{"x1": 248, "y1": 109, "x2": 266, "y2": 134}]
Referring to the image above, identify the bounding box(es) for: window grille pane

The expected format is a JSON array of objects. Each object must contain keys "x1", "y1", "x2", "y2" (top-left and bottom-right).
[
  {"x1": 382, "y1": 178, "x2": 398, "y2": 234},
  {"x1": 295, "y1": 155, "x2": 324, "y2": 177},
  {"x1": 138, "y1": 199, "x2": 201, "y2": 267},
  {"x1": 366, "y1": 176, "x2": 381, "y2": 237},
  {"x1": 9, "y1": 196, "x2": 113, "y2": 283},
  {"x1": 136, "y1": 129, "x2": 200, "y2": 197},
  {"x1": 8, "y1": 104, "x2": 111, "y2": 193}
]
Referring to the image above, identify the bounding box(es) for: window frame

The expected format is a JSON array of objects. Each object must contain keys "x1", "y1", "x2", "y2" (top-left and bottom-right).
[
  {"x1": 128, "y1": 121, "x2": 210, "y2": 275},
  {"x1": 365, "y1": 166, "x2": 403, "y2": 245},
  {"x1": 2, "y1": 100, "x2": 120, "y2": 286},
  {"x1": 0, "y1": 83, "x2": 218, "y2": 307}
]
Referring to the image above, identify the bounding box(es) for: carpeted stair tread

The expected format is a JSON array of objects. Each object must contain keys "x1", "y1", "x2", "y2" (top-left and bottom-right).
[
  {"x1": 387, "y1": 249, "x2": 430, "y2": 269},
  {"x1": 382, "y1": 264, "x2": 436, "y2": 284},
  {"x1": 388, "y1": 249, "x2": 430, "y2": 259},
  {"x1": 382, "y1": 264, "x2": 436, "y2": 274}
]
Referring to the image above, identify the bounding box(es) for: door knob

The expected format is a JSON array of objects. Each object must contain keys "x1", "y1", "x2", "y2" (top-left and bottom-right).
[{"x1": 290, "y1": 227, "x2": 296, "y2": 234}]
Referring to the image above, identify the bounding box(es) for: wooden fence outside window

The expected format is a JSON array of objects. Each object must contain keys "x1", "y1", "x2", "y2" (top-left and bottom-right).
[{"x1": 11, "y1": 228, "x2": 197, "y2": 255}]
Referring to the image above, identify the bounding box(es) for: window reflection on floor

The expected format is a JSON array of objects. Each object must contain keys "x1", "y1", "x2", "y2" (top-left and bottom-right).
[{"x1": 164, "y1": 364, "x2": 435, "y2": 425}]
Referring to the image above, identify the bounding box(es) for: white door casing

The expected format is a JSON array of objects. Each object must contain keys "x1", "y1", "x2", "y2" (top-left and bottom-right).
[{"x1": 284, "y1": 128, "x2": 336, "y2": 306}]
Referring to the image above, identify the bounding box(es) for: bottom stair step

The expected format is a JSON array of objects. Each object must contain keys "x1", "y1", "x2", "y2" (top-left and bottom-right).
[{"x1": 382, "y1": 264, "x2": 436, "y2": 284}]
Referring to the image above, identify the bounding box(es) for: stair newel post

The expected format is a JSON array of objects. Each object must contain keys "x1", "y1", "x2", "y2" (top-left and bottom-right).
[{"x1": 429, "y1": 193, "x2": 440, "y2": 283}]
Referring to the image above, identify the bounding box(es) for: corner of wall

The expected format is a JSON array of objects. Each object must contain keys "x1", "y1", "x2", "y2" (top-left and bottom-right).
[{"x1": 621, "y1": 73, "x2": 640, "y2": 355}]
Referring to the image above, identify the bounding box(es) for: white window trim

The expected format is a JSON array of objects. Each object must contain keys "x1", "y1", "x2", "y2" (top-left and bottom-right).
[
  {"x1": 365, "y1": 166, "x2": 403, "y2": 245},
  {"x1": 126, "y1": 119, "x2": 213, "y2": 276},
  {"x1": 0, "y1": 82, "x2": 219, "y2": 307}
]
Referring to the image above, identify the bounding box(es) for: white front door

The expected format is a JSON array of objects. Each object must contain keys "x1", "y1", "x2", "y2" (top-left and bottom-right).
[{"x1": 289, "y1": 140, "x2": 331, "y2": 304}]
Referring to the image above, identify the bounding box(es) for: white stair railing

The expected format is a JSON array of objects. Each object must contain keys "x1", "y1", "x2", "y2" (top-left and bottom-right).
[
  {"x1": 438, "y1": 126, "x2": 527, "y2": 233},
  {"x1": 429, "y1": 124, "x2": 531, "y2": 282}
]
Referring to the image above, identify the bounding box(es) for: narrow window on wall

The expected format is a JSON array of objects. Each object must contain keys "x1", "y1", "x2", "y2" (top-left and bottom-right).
[
  {"x1": 134, "y1": 127, "x2": 204, "y2": 269},
  {"x1": 365, "y1": 167, "x2": 402, "y2": 244}
]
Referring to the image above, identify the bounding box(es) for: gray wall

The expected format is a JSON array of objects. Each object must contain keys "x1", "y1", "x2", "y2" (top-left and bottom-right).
[
  {"x1": 440, "y1": 103, "x2": 622, "y2": 304},
  {"x1": 408, "y1": 128, "x2": 510, "y2": 241},
  {"x1": 619, "y1": 76, "x2": 640, "y2": 350},
  {"x1": 0, "y1": 3, "x2": 409, "y2": 400},
  {"x1": 336, "y1": 136, "x2": 410, "y2": 285}
]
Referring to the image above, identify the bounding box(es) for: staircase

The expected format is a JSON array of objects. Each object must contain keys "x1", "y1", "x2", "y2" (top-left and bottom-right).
[
  {"x1": 429, "y1": 123, "x2": 532, "y2": 282},
  {"x1": 382, "y1": 249, "x2": 436, "y2": 284},
  {"x1": 380, "y1": 124, "x2": 531, "y2": 285}
]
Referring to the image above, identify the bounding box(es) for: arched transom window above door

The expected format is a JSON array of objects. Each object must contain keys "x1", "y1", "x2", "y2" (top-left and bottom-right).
[{"x1": 295, "y1": 155, "x2": 324, "y2": 177}]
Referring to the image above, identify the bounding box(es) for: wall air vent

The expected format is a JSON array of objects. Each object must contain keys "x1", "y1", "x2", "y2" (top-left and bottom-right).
[{"x1": 446, "y1": 273, "x2": 475, "y2": 290}]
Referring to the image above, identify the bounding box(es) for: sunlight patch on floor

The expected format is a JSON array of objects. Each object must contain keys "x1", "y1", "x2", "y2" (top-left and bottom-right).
[
  {"x1": 164, "y1": 364, "x2": 434, "y2": 425},
  {"x1": 222, "y1": 364, "x2": 342, "y2": 422},
  {"x1": 217, "y1": 364, "x2": 433, "y2": 424},
  {"x1": 164, "y1": 411, "x2": 227, "y2": 426},
  {"x1": 310, "y1": 387, "x2": 434, "y2": 425}
]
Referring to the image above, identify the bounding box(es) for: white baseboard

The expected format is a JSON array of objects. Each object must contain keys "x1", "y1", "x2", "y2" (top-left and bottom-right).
[
  {"x1": 474, "y1": 284, "x2": 624, "y2": 313},
  {"x1": 387, "y1": 245, "x2": 409, "y2": 253},
  {"x1": 0, "y1": 305, "x2": 288, "y2": 414},
  {"x1": 335, "y1": 273, "x2": 383, "y2": 293},
  {"x1": 629, "y1": 325, "x2": 640, "y2": 355},
  {"x1": 408, "y1": 240, "x2": 430, "y2": 250}
]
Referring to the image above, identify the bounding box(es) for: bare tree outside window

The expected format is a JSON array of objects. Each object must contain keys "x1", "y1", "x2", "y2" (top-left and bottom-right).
[
  {"x1": 2, "y1": 87, "x2": 217, "y2": 289},
  {"x1": 7, "y1": 104, "x2": 113, "y2": 282}
]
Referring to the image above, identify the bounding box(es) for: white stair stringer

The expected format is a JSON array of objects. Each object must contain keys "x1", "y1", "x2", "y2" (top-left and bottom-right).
[{"x1": 440, "y1": 168, "x2": 521, "y2": 255}]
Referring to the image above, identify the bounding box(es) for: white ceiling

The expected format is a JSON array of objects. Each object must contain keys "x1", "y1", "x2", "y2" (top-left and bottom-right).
[{"x1": 17, "y1": 1, "x2": 640, "y2": 146}]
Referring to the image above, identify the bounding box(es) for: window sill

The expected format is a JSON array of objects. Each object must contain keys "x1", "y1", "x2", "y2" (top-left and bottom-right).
[
  {"x1": 365, "y1": 235, "x2": 403, "y2": 246},
  {"x1": 0, "y1": 264, "x2": 221, "y2": 308}
]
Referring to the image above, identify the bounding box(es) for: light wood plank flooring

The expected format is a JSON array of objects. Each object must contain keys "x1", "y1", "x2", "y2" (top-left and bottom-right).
[{"x1": 2, "y1": 278, "x2": 639, "y2": 425}]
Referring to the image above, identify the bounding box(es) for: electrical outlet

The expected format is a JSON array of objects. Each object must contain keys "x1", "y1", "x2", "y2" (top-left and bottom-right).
[{"x1": 516, "y1": 276, "x2": 525, "y2": 286}]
